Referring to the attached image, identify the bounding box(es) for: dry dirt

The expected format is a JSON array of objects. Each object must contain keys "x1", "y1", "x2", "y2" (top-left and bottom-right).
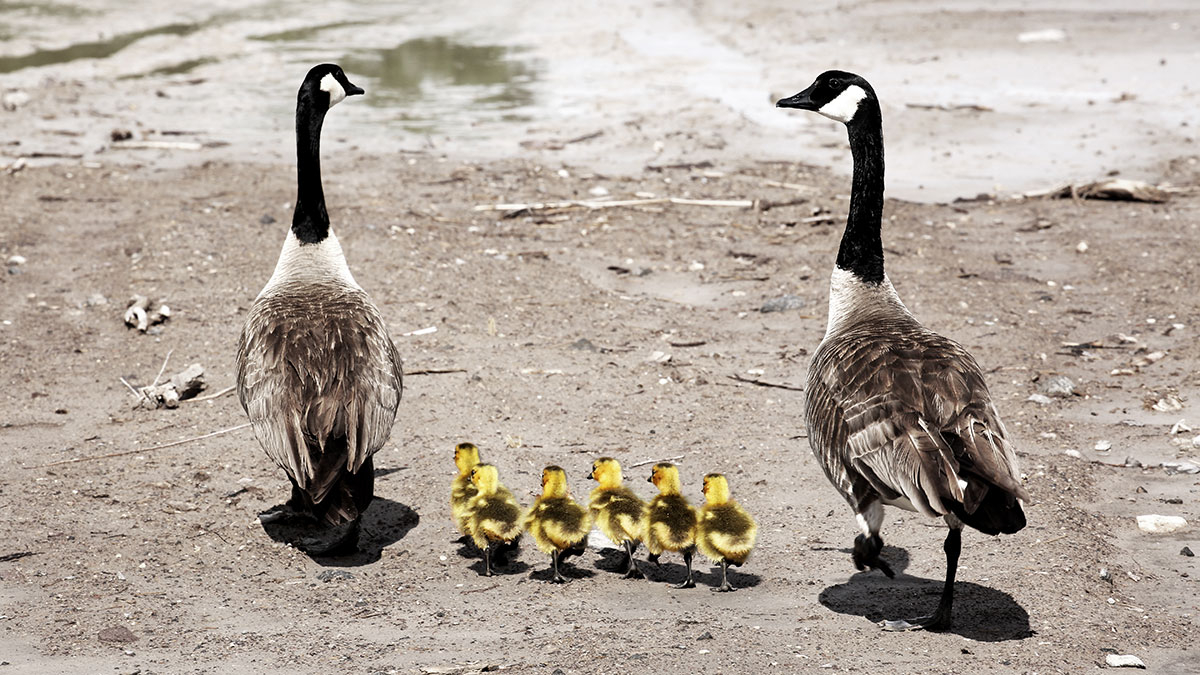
[{"x1": 1, "y1": 152, "x2": 1198, "y2": 674}]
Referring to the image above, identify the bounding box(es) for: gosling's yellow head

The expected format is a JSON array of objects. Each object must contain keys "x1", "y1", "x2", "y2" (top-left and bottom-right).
[
  {"x1": 589, "y1": 457, "x2": 624, "y2": 487},
  {"x1": 454, "y1": 442, "x2": 481, "y2": 475},
  {"x1": 648, "y1": 462, "x2": 682, "y2": 495},
  {"x1": 470, "y1": 463, "x2": 500, "y2": 494},
  {"x1": 540, "y1": 465, "x2": 569, "y2": 498},
  {"x1": 702, "y1": 473, "x2": 732, "y2": 505}
]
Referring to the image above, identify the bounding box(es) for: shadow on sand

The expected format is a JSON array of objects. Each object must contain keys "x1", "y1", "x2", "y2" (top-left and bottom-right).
[
  {"x1": 260, "y1": 496, "x2": 419, "y2": 566},
  {"x1": 817, "y1": 544, "x2": 1032, "y2": 641}
]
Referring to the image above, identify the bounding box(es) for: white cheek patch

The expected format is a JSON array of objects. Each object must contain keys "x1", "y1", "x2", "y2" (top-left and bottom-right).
[
  {"x1": 320, "y1": 73, "x2": 347, "y2": 108},
  {"x1": 818, "y1": 84, "x2": 867, "y2": 123}
]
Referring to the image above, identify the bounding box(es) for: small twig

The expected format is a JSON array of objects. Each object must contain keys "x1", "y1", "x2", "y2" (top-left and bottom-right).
[
  {"x1": 628, "y1": 454, "x2": 685, "y2": 469},
  {"x1": 473, "y1": 197, "x2": 754, "y2": 213},
  {"x1": 188, "y1": 385, "x2": 235, "y2": 402},
  {"x1": 727, "y1": 373, "x2": 804, "y2": 392},
  {"x1": 1040, "y1": 534, "x2": 1068, "y2": 545},
  {"x1": 406, "y1": 368, "x2": 468, "y2": 376},
  {"x1": 667, "y1": 340, "x2": 707, "y2": 348},
  {"x1": 118, "y1": 376, "x2": 142, "y2": 398},
  {"x1": 151, "y1": 349, "x2": 174, "y2": 387},
  {"x1": 37, "y1": 422, "x2": 252, "y2": 467},
  {"x1": 460, "y1": 583, "x2": 501, "y2": 595},
  {"x1": 0, "y1": 551, "x2": 38, "y2": 563}
]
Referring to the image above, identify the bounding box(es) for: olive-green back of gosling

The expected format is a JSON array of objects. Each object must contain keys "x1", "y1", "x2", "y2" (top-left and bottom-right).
[
  {"x1": 589, "y1": 485, "x2": 646, "y2": 545},
  {"x1": 525, "y1": 496, "x2": 591, "y2": 554},
  {"x1": 644, "y1": 494, "x2": 698, "y2": 555},
  {"x1": 697, "y1": 502, "x2": 757, "y2": 565}
]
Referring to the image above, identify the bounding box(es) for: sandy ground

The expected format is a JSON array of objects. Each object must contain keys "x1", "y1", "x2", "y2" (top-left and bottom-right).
[
  {"x1": 1, "y1": 1, "x2": 1200, "y2": 673},
  {"x1": 0, "y1": 151, "x2": 1198, "y2": 673}
]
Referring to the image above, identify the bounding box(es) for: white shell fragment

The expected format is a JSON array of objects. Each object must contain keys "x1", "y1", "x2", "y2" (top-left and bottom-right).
[
  {"x1": 1136, "y1": 514, "x2": 1188, "y2": 534},
  {"x1": 1104, "y1": 654, "x2": 1146, "y2": 668}
]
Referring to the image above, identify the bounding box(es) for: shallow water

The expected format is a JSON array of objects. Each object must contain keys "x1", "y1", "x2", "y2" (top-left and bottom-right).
[{"x1": 1, "y1": 0, "x2": 1198, "y2": 201}]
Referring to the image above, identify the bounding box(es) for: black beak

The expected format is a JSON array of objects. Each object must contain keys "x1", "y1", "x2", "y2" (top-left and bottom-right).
[
  {"x1": 646, "y1": 475, "x2": 653, "y2": 483},
  {"x1": 345, "y1": 81, "x2": 365, "y2": 97},
  {"x1": 776, "y1": 84, "x2": 818, "y2": 110}
]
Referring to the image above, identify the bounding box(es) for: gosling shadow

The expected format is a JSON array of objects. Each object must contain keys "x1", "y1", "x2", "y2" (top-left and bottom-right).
[
  {"x1": 466, "y1": 553, "x2": 529, "y2": 577},
  {"x1": 818, "y1": 568, "x2": 1032, "y2": 641},
  {"x1": 697, "y1": 564, "x2": 763, "y2": 591},
  {"x1": 593, "y1": 546, "x2": 635, "y2": 575},
  {"x1": 260, "y1": 496, "x2": 419, "y2": 567},
  {"x1": 528, "y1": 558, "x2": 597, "y2": 583}
]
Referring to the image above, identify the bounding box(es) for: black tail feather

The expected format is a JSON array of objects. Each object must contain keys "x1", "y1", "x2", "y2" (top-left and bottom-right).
[{"x1": 950, "y1": 480, "x2": 1025, "y2": 536}]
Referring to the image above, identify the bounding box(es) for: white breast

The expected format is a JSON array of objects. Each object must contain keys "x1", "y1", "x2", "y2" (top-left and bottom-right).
[{"x1": 258, "y1": 229, "x2": 360, "y2": 298}]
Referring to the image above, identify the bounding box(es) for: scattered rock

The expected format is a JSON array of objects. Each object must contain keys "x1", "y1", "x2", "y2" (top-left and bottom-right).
[
  {"x1": 316, "y1": 570, "x2": 353, "y2": 582},
  {"x1": 1136, "y1": 514, "x2": 1188, "y2": 534},
  {"x1": 1026, "y1": 393, "x2": 1053, "y2": 405},
  {"x1": 1149, "y1": 396, "x2": 1183, "y2": 413},
  {"x1": 1063, "y1": 449, "x2": 1082, "y2": 459},
  {"x1": 138, "y1": 364, "x2": 206, "y2": 409},
  {"x1": 760, "y1": 294, "x2": 807, "y2": 313},
  {"x1": 1169, "y1": 420, "x2": 1192, "y2": 435},
  {"x1": 1104, "y1": 654, "x2": 1146, "y2": 669},
  {"x1": 1181, "y1": 546, "x2": 1194, "y2": 557},
  {"x1": 588, "y1": 185, "x2": 610, "y2": 197},
  {"x1": 1039, "y1": 375, "x2": 1076, "y2": 398},
  {"x1": 1017, "y1": 28, "x2": 1066, "y2": 43},
  {"x1": 110, "y1": 128, "x2": 133, "y2": 142},
  {"x1": 645, "y1": 350, "x2": 671, "y2": 363},
  {"x1": 86, "y1": 293, "x2": 109, "y2": 307},
  {"x1": 124, "y1": 295, "x2": 171, "y2": 332},
  {"x1": 697, "y1": 631, "x2": 714, "y2": 640},
  {"x1": 1162, "y1": 460, "x2": 1200, "y2": 475},
  {"x1": 1094, "y1": 440, "x2": 1112, "y2": 452},
  {"x1": 1098, "y1": 568, "x2": 1112, "y2": 582},
  {"x1": 2, "y1": 90, "x2": 30, "y2": 111},
  {"x1": 259, "y1": 213, "x2": 277, "y2": 225},
  {"x1": 569, "y1": 338, "x2": 606, "y2": 353},
  {"x1": 7, "y1": 254, "x2": 26, "y2": 267},
  {"x1": 98, "y1": 625, "x2": 137, "y2": 644}
]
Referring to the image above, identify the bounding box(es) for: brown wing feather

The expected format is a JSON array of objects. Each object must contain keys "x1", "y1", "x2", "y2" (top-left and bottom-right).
[
  {"x1": 805, "y1": 315, "x2": 1027, "y2": 519},
  {"x1": 236, "y1": 281, "x2": 403, "y2": 502}
]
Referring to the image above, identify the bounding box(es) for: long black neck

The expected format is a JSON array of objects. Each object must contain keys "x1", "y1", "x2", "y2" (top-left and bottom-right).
[
  {"x1": 292, "y1": 93, "x2": 329, "y2": 244},
  {"x1": 837, "y1": 100, "x2": 885, "y2": 284}
]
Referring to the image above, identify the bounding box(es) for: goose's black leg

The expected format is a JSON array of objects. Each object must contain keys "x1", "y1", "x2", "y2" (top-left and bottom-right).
[
  {"x1": 623, "y1": 540, "x2": 644, "y2": 579},
  {"x1": 881, "y1": 526, "x2": 961, "y2": 631},
  {"x1": 671, "y1": 547, "x2": 696, "y2": 589},
  {"x1": 713, "y1": 559, "x2": 735, "y2": 592}
]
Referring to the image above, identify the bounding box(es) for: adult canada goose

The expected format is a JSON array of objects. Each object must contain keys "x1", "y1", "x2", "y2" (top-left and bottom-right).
[
  {"x1": 236, "y1": 64, "x2": 403, "y2": 556},
  {"x1": 777, "y1": 71, "x2": 1028, "y2": 631}
]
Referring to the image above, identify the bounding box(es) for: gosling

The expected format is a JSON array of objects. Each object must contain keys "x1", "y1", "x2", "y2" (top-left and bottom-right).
[
  {"x1": 696, "y1": 473, "x2": 757, "y2": 592},
  {"x1": 451, "y1": 442, "x2": 482, "y2": 538},
  {"x1": 643, "y1": 463, "x2": 699, "y2": 589},
  {"x1": 524, "y1": 465, "x2": 592, "y2": 583},
  {"x1": 465, "y1": 463, "x2": 523, "y2": 576},
  {"x1": 588, "y1": 457, "x2": 647, "y2": 578}
]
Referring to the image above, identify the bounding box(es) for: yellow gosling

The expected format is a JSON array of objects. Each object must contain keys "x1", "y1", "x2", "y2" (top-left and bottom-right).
[
  {"x1": 451, "y1": 442, "x2": 482, "y2": 538},
  {"x1": 643, "y1": 463, "x2": 699, "y2": 589},
  {"x1": 466, "y1": 463, "x2": 523, "y2": 576},
  {"x1": 524, "y1": 466, "x2": 592, "y2": 583},
  {"x1": 588, "y1": 457, "x2": 647, "y2": 579},
  {"x1": 696, "y1": 473, "x2": 758, "y2": 592}
]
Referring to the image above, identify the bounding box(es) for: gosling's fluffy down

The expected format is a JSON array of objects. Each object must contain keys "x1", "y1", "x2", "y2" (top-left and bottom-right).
[
  {"x1": 466, "y1": 463, "x2": 523, "y2": 576},
  {"x1": 588, "y1": 457, "x2": 646, "y2": 578},
  {"x1": 643, "y1": 463, "x2": 699, "y2": 589},
  {"x1": 524, "y1": 465, "x2": 592, "y2": 583},
  {"x1": 696, "y1": 473, "x2": 757, "y2": 592},
  {"x1": 450, "y1": 442, "x2": 481, "y2": 537}
]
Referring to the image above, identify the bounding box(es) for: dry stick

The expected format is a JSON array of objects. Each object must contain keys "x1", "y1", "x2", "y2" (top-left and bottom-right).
[
  {"x1": 460, "y1": 583, "x2": 501, "y2": 595},
  {"x1": 188, "y1": 385, "x2": 235, "y2": 402},
  {"x1": 727, "y1": 373, "x2": 804, "y2": 392},
  {"x1": 627, "y1": 454, "x2": 685, "y2": 469},
  {"x1": 119, "y1": 376, "x2": 153, "y2": 408},
  {"x1": 151, "y1": 349, "x2": 174, "y2": 387},
  {"x1": 37, "y1": 422, "x2": 252, "y2": 468},
  {"x1": 406, "y1": 368, "x2": 468, "y2": 376},
  {"x1": 473, "y1": 197, "x2": 753, "y2": 212}
]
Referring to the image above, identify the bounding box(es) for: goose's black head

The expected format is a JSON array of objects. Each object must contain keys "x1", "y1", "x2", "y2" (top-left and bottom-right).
[
  {"x1": 299, "y1": 63, "x2": 364, "y2": 112},
  {"x1": 776, "y1": 70, "x2": 876, "y2": 125}
]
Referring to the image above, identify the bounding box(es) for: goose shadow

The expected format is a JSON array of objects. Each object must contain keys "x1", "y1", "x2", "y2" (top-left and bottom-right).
[
  {"x1": 260, "y1": 496, "x2": 419, "y2": 567},
  {"x1": 818, "y1": 562, "x2": 1032, "y2": 641}
]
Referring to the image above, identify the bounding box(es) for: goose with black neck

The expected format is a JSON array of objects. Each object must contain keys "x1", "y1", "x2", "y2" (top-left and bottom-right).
[
  {"x1": 236, "y1": 64, "x2": 403, "y2": 557},
  {"x1": 777, "y1": 71, "x2": 1029, "y2": 632}
]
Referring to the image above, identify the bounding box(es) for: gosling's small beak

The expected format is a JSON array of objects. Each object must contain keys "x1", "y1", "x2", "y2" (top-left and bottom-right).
[
  {"x1": 647, "y1": 475, "x2": 653, "y2": 483},
  {"x1": 776, "y1": 83, "x2": 817, "y2": 110}
]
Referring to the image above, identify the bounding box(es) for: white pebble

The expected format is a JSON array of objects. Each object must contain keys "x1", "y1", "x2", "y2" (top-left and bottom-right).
[{"x1": 1136, "y1": 514, "x2": 1188, "y2": 534}]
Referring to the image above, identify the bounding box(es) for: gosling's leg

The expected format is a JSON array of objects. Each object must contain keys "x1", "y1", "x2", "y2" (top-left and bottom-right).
[
  {"x1": 483, "y1": 541, "x2": 496, "y2": 577},
  {"x1": 881, "y1": 523, "x2": 962, "y2": 632},
  {"x1": 550, "y1": 550, "x2": 567, "y2": 584},
  {"x1": 623, "y1": 540, "x2": 644, "y2": 579},
  {"x1": 670, "y1": 547, "x2": 696, "y2": 589},
  {"x1": 712, "y1": 559, "x2": 735, "y2": 592}
]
